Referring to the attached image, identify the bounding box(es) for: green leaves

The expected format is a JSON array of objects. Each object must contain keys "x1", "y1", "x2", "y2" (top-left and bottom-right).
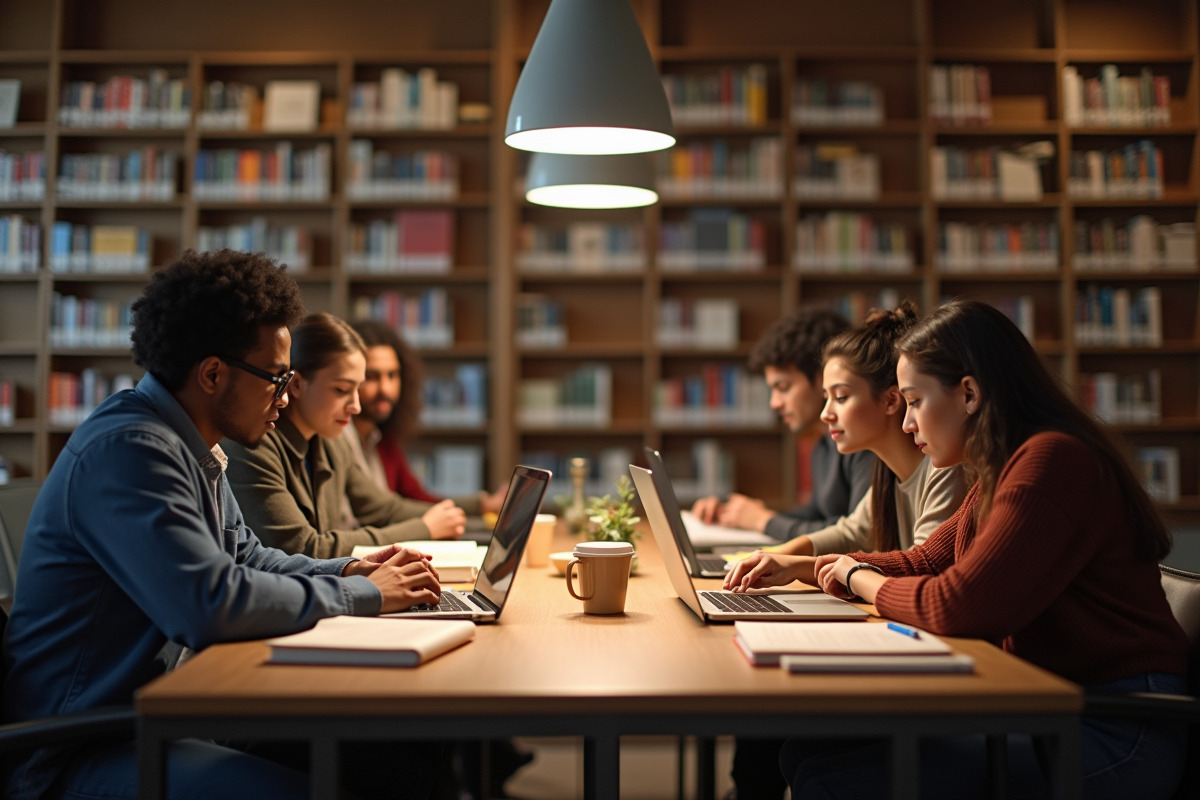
[{"x1": 583, "y1": 474, "x2": 640, "y2": 544}]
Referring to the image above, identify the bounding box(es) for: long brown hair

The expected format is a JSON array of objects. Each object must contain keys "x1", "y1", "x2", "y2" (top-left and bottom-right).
[
  {"x1": 897, "y1": 299, "x2": 1170, "y2": 561},
  {"x1": 821, "y1": 300, "x2": 920, "y2": 552},
  {"x1": 349, "y1": 318, "x2": 425, "y2": 441}
]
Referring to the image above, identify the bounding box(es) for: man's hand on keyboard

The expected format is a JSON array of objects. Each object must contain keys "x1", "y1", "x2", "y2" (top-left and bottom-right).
[{"x1": 345, "y1": 546, "x2": 442, "y2": 612}]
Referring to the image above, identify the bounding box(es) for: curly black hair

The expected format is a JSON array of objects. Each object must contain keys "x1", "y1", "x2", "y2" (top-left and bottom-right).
[
  {"x1": 747, "y1": 307, "x2": 851, "y2": 382},
  {"x1": 349, "y1": 318, "x2": 425, "y2": 442},
  {"x1": 130, "y1": 249, "x2": 306, "y2": 390}
]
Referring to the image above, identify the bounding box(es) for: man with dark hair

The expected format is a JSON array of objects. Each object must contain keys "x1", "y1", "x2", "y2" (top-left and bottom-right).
[
  {"x1": 346, "y1": 319, "x2": 504, "y2": 515},
  {"x1": 2, "y1": 250, "x2": 443, "y2": 800},
  {"x1": 693, "y1": 307, "x2": 875, "y2": 544},
  {"x1": 692, "y1": 308, "x2": 876, "y2": 800}
]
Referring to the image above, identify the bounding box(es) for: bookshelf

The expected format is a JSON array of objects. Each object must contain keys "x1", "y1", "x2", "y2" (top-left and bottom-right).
[{"x1": 1, "y1": 0, "x2": 1198, "y2": 528}]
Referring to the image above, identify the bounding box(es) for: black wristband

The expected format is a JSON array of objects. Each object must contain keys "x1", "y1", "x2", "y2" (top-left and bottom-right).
[{"x1": 844, "y1": 562, "x2": 884, "y2": 598}]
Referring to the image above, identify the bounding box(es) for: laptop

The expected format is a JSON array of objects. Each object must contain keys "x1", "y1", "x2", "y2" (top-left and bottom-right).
[
  {"x1": 385, "y1": 465, "x2": 551, "y2": 623},
  {"x1": 629, "y1": 464, "x2": 867, "y2": 623},
  {"x1": 641, "y1": 448, "x2": 731, "y2": 578}
]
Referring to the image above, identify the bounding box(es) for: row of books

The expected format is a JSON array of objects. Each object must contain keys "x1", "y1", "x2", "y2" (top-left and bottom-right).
[
  {"x1": 928, "y1": 64, "x2": 992, "y2": 127},
  {"x1": 654, "y1": 439, "x2": 735, "y2": 504},
  {"x1": 825, "y1": 288, "x2": 902, "y2": 325},
  {"x1": 344, "y1": 210, "x2": 454, "y2": 273},
  {"x1": 47, "y1": 370, "x2": 135, "y2": 427},
  {"x1": 661, "y1": 63, "x2": 769, "y2": 127},
  {"x1": 57, "y1": 150, "x2": 177, "y2": 201},
  {"x1": 988, "y1": 296, "x2": 1036, "y2": 341},
  {"x1": 1074, "y1": 285, "x2": 1162, "y2": 347},
  {"x1": 1067, "y1": 141, "x2": 1163, "y2": 200},
  {"x1": 420, "y1": 364, "x2": 487, "y2": 428},
  {"x1": 48, "y1": 294, "x2": 135, "y2": 349},
  {"x1": 1137, "y1": 446, "x2": 1181, "y2": 504},
  {"x1": 49, "y1": 223, "x2": 150, "y2": 273},
  {"x1": 1073, "y1": 218, "x2": 1196, "y2": 272},
  {"x1": 1062, "y1": 65, "x2": 1171, "y2": 129},
  {"x1": 791, "y1": 79, "x2": 884, "y2": 127},
  {"x1": 658, "y1": 210, "x2": 766, "y2": 272},
  {"x1": 197, "y1": 81, "x2": 259, "y2": 130},
  {"x1": 793, "y1": 145, "x2": 880, "y2": 201},
  {"x1": 936, "y1": 221, "x2": 1060, "y2": 274},
  {"x1": 653, "y1": 365, "x2": 774, "y2": 428},
  {"x1": 58, "y1": 70, "x2": 191, "y2": 129},
  {"x1": 0, "y1": 378, "x2": 13, "y2": 427},
  {"x1": 345, "y1": 141, "x2": 458, "y2": 201},
  {"x1": 517, "y1": 363, "x2": 612, "y2": 428},
  {"x1": 0, "y1": 150, "x2": 46, "y2": 201},
  {"x1": 408, "y1": 445, "x2": 485, "y2": 497},
  {"x1": 1079, "y1": 369, "x2": 1161, "y2": 425},
  {"x1": 656, "y1": 298, "x2": 739, "y2": 350},
  {"x1": 0, "y1": 215, "x2": 39, "y2": 273},
  {"x1": 192, "y1": 143, "x2": 331, "y2": 201},
  {"x1": 196, "y1": 219, "x2": 312, "y2": 272},
  {"x1": 929, "y1": 146, "x2": 1045, "y2": 201},
  {"x1": 350, "y1": 289, "x2": 453, "y2": 349},
  {"x1": 657, "y1": 138, "x2": 784, "y2": 200},
  {"x1": 793, "y1": 212, "x2": 914, "y2": 274},
  {"x1": 515, "y1": 294, "x2": 566, "y2": 349},
  {"x1": 515, "y1": 222, "x2": 645, "y2": 273},
  {"x1": 347, "y1": 67, "x2": 460, "y2": 130}
]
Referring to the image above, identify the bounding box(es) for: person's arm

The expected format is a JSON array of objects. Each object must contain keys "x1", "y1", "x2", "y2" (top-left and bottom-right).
[
  {"x1": 909, "y1": 463, "x2": 971, "y2": 547},
  {"x1": 75, "y1": 433, "x2": 380, "y2": 650},
  {"x1": 803, "y1": 489, "x2": 873, "y2": 556}
]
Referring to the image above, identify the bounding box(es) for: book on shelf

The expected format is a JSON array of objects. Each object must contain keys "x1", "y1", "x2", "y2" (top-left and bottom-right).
[
  {"x1": 1137, "y1": 447, "x2": 1180, "y2": 504},
  {"x1": 1062, "y1": 64, "x2": 1170, "y2": 128},
  {"x1": 792, "y1": 78, "x2": 883, "y2": 127},
  {"x1": 0, "y1": 379, "x2": 14, "y2": 427},
  {"x1": 349, "y1": 66, "x2": 459, "y2": 130},
  {"x1": 0, "y1": 215, "x2": 40, "y2": 273},
  {"x1": 262, "y1": 80, "x2": 321, "y2": 132},
  {"x1": 349, "y1": 539, "x2": 484, "y2": 583},
  {"x1": 656, "y1": 297, "x2": 739, "y2": 349},
  {"x1": 265, "y1": 616, "x2": 475, "y2": 667},
  {"x1": 516, "y1": 364, "x2": 612, "y2": 429},
  {"x1": 420, "y1": 364, "x2": 487, "y2": 428},
  {"x1": 1075, "y1": 286, "x2": 1162, "y2": 347},
  {"x1": 734, "y1": 620, "x2": 970, "y2": 671},
  {"x1": 0, "y1": 150, "x2": 45, "y2": 201},
  {"x1": 928, "y1": 64, "x2": 991, "y2": 127},
  {"x1": 0, "y1": 79, "x2": 19, "y2": 128},
  {"x1": 516, "y1": 293, "x2": 567, "y2": 348}
]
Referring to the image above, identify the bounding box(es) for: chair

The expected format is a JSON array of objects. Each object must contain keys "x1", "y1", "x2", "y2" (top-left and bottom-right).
[
  {"x1": 1085, "y1": 565, "x2": 1200, "y2": 799},
  {"x1": 0, "y1": 480, "x2": 135, "y2": 771}
]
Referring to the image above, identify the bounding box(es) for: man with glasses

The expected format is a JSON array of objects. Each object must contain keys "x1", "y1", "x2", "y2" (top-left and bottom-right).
[{"x1": 3, "y1": 249, "x2": 444, "y2": 800}]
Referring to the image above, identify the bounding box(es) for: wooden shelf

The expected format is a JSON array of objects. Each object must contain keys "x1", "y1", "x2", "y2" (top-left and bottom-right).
[{"x1": 2, "y1": 0, "x2": 1198, "y2": 516}]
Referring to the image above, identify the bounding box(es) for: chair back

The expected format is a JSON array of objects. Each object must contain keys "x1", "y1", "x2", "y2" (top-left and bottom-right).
[
  {"x1": 1161, "y1": 565, "x2": 1200, "y2": 689},
  {"x1": 0, "y1": 480, "x2": 40, "y2": 601}
]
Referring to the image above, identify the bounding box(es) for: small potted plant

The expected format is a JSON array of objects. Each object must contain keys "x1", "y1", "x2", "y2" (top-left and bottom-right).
[{"x1": 583, "y1": 474, "x2": 641, "y2": 571}]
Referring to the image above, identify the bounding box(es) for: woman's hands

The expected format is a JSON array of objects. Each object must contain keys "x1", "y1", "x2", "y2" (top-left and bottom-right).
[
  {"x1": 423, "y1": 499, "x2": 467, "y2": 539},
  {"x1": 723, "y1": 551, "x2": 815, "y2": 592}
]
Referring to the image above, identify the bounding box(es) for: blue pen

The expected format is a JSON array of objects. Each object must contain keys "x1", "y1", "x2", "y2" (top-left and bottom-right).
[{"x1": 887, "y1": 622, "x2": 921, "y2": 639}]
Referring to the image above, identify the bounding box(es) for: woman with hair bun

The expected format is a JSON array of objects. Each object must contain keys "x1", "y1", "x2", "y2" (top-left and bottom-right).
[{"x1": 726, "y1": 301, "x2": 971, "y2": 590}]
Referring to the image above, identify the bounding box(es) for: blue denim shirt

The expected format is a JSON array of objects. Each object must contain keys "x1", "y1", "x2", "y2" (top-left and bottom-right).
[{"x1": 1, "y1": 373, "x2": 381, "y2": 800}]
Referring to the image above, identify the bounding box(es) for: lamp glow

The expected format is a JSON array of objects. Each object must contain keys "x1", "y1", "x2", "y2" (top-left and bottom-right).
[
  {"x1": 505, "y1": 0, "x2": 675, "y2": 155},
  {"x1": 525, "y1": 152, "x2": 658, "y2": 209}
]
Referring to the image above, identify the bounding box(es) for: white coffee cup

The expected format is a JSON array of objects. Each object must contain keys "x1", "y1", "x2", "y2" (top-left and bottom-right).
[{"x1": 524, "y1": 513, "x2": 557, "y2": 568}]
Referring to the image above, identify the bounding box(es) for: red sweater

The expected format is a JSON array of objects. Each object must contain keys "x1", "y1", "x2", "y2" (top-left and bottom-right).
[
  {"x1": 377, "y1": 436, "x2": 442, "y2": 503},
  {"x1": 857, "y1": 431, "x2": 1187, "y2": 686}
]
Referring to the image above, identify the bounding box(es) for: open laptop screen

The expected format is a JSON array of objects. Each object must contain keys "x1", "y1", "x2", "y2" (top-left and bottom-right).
[{"x1": 473, "y1": 465, "x2": 551, "y2": 612}]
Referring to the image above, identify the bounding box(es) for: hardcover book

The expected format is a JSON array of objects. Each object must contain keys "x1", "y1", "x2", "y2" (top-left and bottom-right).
[{"x1": 265, "y1": 615, "x2": 475, "y2": 667}]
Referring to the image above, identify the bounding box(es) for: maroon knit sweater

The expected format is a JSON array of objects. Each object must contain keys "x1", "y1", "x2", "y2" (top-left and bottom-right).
[{"x1": 856, "y1": 431, "x2": 1187, "y2": 686}]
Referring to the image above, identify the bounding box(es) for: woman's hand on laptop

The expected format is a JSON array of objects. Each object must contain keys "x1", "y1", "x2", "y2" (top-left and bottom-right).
[{"x1": 724, "y1": 551, "x2": 813, "y2": 592}]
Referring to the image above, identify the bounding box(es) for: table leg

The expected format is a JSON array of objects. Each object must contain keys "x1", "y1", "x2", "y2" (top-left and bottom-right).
[
  {"x1": 890, "y1": 734, "x2": 919, "y2": 800},
  {"x1": 584, "y1": 736, "x2": 620, "y2": 800},
  {"x1": 137, "y1": 722, "x2": 166, "y2": 800},
  {"x1": 696, "y1": 736, "x2": 716, "y2": 800}
]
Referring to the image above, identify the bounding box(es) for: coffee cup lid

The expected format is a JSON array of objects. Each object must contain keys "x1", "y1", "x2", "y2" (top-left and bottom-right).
[{"x1": 572, "y1": 541, "x2": 635, "y2": 557}]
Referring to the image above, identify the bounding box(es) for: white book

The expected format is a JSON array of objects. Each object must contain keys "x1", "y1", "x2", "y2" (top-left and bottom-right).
[
  {"x1": 0, "y1": 79, "x2": 19, "y2": 128},
  {"x1": 734, "y1": 620, "x2": 955, "y2": 667},
  {"x1": 265, "y1": 616, "x2": 475, "y2": 667},
  {"x1": 263, "y1": 80, "x2": 321, "y2": 132}
]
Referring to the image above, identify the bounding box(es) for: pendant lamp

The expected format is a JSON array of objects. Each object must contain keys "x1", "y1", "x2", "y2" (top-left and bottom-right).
[
  {"x1": 525, "y1": 152, "x2": 658, "y2": 209},
  {"x1": 505, "y1": 0, "x2": 675, "y2": 155}
]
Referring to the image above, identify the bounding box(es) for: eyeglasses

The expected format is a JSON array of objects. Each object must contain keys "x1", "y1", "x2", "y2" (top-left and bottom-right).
[{"x1": 222, "y1": 357, "x2": 295, "y2": 400}]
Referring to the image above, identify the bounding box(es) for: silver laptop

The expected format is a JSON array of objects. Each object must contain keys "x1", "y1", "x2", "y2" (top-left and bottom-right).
[
  {"x1": 642, "y1": 448, "x2": 732, "y2": 577},
  {"x1": 630, "y1": 464, "x2": 867, "y2": 623},
  {"x1": 385, "y1": 465, "x2": 550, "y2": 623}
]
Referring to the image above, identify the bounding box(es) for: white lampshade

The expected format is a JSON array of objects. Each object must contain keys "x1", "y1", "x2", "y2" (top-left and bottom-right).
[
  {"x1": 505, "y1": 0, "x2": 675, "y2": 155},
  {"x1": 525, "y1": 152, "x2": 658, "y2": 209}
]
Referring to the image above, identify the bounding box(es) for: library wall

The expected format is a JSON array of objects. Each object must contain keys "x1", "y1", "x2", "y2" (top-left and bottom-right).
[{"x1": 1, "y1": 0, "x2": 1198, "y2": 539}]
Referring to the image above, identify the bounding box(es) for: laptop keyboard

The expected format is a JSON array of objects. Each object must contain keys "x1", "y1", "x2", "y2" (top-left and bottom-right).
[
  {"x1": 697, "y1": 555, "x2": 727, "y2": 573},
  {"x1": 700, "y1": 591, "x2": 790, "y2": 613},
  {"x1": 408, "y1": 592, "x2": 473, "y2": 613}
]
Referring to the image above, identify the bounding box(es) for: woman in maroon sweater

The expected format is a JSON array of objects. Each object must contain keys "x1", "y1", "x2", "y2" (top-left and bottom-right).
[{"x1": 779, "y1": 300, "x2": 1187, "y2": 799}]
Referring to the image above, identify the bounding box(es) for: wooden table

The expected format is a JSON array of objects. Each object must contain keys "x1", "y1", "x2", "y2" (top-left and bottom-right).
[{"x1": 137, "y1": 527, "x2": 1082, "y2": 799}]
